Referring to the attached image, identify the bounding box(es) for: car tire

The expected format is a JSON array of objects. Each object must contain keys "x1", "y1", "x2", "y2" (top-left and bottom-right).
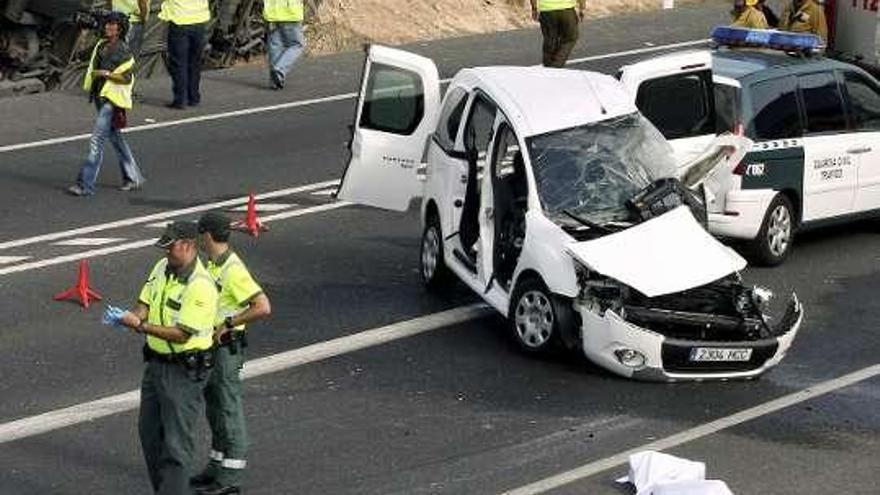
[
  {"x1": 420, "y1": 213, "x2": 451, "y2": 290},
  {"x1": 508, "y1": 277, "x2": 575, "y2": 354},
  {"x1": 750, "y1": 194, "x2": 795, "y2": 266}
]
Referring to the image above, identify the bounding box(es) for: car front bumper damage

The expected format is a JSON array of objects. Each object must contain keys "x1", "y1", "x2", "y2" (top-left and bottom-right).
[{"x1": 573, "y1": 294, "x2": 803, "y2": 381}]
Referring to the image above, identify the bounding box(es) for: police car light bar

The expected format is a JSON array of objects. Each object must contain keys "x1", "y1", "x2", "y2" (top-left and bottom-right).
[{"x1": 711, "y1": 26, "x2": 825, "y2": 54}]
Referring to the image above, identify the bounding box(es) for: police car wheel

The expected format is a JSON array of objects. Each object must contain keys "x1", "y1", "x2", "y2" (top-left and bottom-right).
[
  {"x1": 509, "y1": 277, "x2": 572, "y2": 354},
  {"x1": 420, "y1": 213, "x2": 450, "y2": 290},
  {"x1": 751, "y1": 194, "x2": 794, "y2": 266}
]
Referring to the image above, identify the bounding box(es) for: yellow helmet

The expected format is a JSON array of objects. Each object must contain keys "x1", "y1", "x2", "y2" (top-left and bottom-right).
[{"x1": 745, "y1": 0, "x2": 759, "y2": 5}]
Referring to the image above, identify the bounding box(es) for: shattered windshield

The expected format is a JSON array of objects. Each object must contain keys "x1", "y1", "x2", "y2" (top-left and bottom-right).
[{"x1": 527, "y1": 113, "x2": 677, "y2": 224}]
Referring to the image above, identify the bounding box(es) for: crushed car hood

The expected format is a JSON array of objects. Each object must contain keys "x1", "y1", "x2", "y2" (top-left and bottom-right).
[{"x1": 566, "y1": 206, "x2": 747, "y2": 298}]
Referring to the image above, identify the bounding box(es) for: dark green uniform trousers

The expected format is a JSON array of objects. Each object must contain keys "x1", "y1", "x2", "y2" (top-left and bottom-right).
[
  {"x1": 539, "y1": 8, "x2": 580, "y2": 68},
  {"x1": 199, "y1": 343, "x2": 248, "y2": 486},
  {"x1": 139, "y1": 359, "x2": 209, "y2": 495}
]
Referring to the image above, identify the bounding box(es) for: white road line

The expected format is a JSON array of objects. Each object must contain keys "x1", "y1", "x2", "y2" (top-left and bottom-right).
[
  {"x1": 0, "y1": 255, "x2": 30, "y2": 264},
  {"x1": 0, "y1": 240, "x2": 157, "y2": 276},
  {"x1": 501, "y1": 363, "x2": 880, "y2": 495},
  {"x1": 310, "y1": 189, "x2": 338, "y2": 196},
  {"x1": 0, "y1": 304, "x2": 492, "y2": 445},
  {"x1": 0, "y1": 202, "x2": 352, "y2": 277},
  {"x1": 0, "y1": 39, "x2": 708, "y2": 155},
  {"x1": 53, "y1": 237, "x2": 126, "y2": 247},
  {"x1": 228, "y1": 202, "x2": 297, "y2": 212},
  {"x1": 0, "y1": 179, "x2": 339, "y2": 251}
]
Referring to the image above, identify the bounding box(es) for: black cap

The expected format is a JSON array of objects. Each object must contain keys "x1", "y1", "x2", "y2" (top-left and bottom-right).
[
  {"x1": 155, "y1": 221, "x2": 198, "y2": 248},
  {"x1": 197, "y1": 212, "x2": 231, "y2": 239}
]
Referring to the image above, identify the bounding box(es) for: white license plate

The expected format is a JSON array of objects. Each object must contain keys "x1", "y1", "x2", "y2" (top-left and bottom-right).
[{"x1": 689, "y1": 347, "x2": 753, "y2": 362}]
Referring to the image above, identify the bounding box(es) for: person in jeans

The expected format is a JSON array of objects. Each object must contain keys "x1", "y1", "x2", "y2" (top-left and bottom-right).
[
  {"x1": 68, "y1": 12, "x2": 145, "y2": 197},
  {"x1": 160, "y1": 0, "x2": 211, "y2": 108},
  {"x1": 529, "y1": 0, "x2": 585, "y2": 68},
  {"x1": 263, "y1": 0, "x2": 306, "y2": 90}
]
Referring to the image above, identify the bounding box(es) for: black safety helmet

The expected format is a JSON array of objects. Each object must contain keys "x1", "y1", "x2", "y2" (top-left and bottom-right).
[{"x1": 103, "y1": 10, "x2": 129, "y2": 38}]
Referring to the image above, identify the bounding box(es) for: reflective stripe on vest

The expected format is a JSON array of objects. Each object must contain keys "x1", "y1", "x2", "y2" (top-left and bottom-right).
[
  {"x1": 263, "y1": 0, "x2": 304, "y2": 22},
  {"x1": 144, "y1": 259, "x2": 216, "y2": 354},
  {"x1": 113, "y1": 0, "x2": 141, "y2": 22},
  {"x1": 81, "y1": 40, "x2": 135, "y2": 110},
  {"x1": 159, "y1": 0, "x2": 210, "y2": 25},
  {"x1": 538, "y1": 0, "x2": 576, "y2": 11}
]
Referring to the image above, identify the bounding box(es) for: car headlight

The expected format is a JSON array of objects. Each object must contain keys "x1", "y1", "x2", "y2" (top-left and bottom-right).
[
  {"x1": 614, "y1": 348, "x2": 646, "y2": 368},
  {"x1": 751, "y1": 286, "x2": 773, "y2": 313}
]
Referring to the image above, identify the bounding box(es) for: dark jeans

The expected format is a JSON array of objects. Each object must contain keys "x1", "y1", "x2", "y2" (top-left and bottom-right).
[
  {"x1": 167, "y1": 22, "x2": 207, "y2": 105},
  {"x1": 539, "y1": 8, "x2": 580, "y2": 68}
]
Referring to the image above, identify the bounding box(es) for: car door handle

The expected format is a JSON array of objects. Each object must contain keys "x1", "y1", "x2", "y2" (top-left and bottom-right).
[
  {"x1": 460, "y1": 174, "x2": 468, "y2": 184},
  {"x1": 454, "y1": 199, "x2": 463, "y2": 208},
  {"x1": 847, "y1": 146, "x2": 872, "y2": 154}
]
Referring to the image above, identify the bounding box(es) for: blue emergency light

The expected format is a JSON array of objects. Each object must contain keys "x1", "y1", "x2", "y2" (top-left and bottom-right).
[{"x1": 711, "y1": 26, "x2": 825, "y2": 54}]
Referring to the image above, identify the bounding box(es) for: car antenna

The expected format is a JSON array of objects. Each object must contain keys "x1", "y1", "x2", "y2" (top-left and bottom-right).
[{"x1": 584, "y1": 76, "x2": 607, "y2": 115}]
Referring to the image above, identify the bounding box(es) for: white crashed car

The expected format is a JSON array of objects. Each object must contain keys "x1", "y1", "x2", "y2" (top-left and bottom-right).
[{"x1": 337, "y1": 45, "x2": 803, "y2": 381}]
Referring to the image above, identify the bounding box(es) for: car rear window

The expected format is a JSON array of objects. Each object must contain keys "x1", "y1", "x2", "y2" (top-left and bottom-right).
[
  {"x1": 748, "y1": 76, "x2": 802, "y2": 140},
  {"x1": 799, "y1": 72, "x2": 848, "y2": 134}
]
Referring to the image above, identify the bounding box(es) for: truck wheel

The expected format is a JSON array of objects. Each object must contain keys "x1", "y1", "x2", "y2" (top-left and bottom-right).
[
  {"x1": 420, "y1": 213, "x2": 450, "y2": 290},
  {"x1": 750, "y1": 194, "x2": 795, "y2": 266},
  {"x1": 508, "y1": 277, "x2": 574, "y2": 354}
]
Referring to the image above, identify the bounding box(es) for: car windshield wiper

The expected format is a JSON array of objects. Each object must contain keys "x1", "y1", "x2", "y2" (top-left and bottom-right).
[{"x1": 562, "y1": 209, "x2": 615, "y2": 234}]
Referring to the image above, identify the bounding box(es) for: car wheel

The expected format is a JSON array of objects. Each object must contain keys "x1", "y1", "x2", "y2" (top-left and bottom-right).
[
  {"x1": 508, "y1": 277, "x2": 574, "y2": 354},
  {"x1": 750, "y1": 194, "x2": 795, "y2": 266},
  {"x1": 420, "y1": 213, "x2": 450, "y2": 290}
]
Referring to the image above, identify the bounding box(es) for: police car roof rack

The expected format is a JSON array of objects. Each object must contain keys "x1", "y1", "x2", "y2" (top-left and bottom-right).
[{"x1": 710, "y1": 26, "x2": 825, "y2": 57}]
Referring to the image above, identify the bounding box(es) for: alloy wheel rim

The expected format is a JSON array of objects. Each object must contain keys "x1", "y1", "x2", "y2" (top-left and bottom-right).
[
  {"x1": 514, "y1": 290, "x2": 554, "y2": 348},
  {"x1": 767, "y1": 204, "x2": 791, "y2": 257},
  {"x1": 421, "y1": 226, "x2": 439, "y2": 281}
]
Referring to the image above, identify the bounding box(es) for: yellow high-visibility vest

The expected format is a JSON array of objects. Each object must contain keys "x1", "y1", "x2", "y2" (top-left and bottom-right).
[
  {"x1": 206, "y1": 251, "x2": 264, "y2": 331},
  {"x1": 263, "y1": 0, "x2": 305, "y2": 22},
  {"x1": 538, "y1": 0, "x2": 576, "y2": 12},
  {"x1": 82, "y1": 40, "x2": 135, "y2": 109},
  {"x1": 112, "y1": 0, "x2": 142, "y2": 23},
  {"x1": 138, "y1": 258, "x2": 218, "y2": 354},
  {"x1": 159, "y1": 0, "x2": 210, "y2": 25}
]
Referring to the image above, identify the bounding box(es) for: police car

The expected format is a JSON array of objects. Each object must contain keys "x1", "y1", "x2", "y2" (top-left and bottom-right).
[
  {"x1": 620, "y1": 27, "x2": 880, "y2": 265},
  {"x1": 337, "y1": 45, "x2": 803, "y2": 381}
]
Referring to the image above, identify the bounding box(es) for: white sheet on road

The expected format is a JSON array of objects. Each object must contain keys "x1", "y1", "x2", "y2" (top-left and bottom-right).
[
  {"x1": 615, "y1": 450, "x2": 734, "y2": 495},
  {"x1": 566, "y1": 206, "x2": 746, "y2": 297}
]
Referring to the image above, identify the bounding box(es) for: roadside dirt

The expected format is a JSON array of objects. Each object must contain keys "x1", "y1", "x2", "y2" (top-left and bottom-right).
[{"x1": 306, "y1": 0, "x2": 707, "y2": 55}]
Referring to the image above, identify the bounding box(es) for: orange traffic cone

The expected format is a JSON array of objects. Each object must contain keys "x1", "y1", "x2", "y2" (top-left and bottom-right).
[
  {"x1": 231, "y1": 192, "x2": 269, "y2": 237},
  {"x1": 54, "y1": 259, "x2": 102, "y2": 308}
]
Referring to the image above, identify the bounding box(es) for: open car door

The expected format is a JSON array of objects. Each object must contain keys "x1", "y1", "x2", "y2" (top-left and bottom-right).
[
  {"x1": 618, "y1": 51, "x2": 717, "y2": 165},
  {"x1": 337, "y1": 45, "x2": 441, "y2": 211}
]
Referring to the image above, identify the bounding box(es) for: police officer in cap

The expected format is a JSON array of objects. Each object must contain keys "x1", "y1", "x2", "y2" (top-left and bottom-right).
[
  {"x1": 118, "y1": 220, "x2": 218, "y2": 495},
  {"x1": 190, "y1": 212, "x2": 271, "y2": 495}
]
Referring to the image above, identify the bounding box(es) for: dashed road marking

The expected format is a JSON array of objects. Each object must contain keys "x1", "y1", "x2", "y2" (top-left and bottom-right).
[
  {"x1": 228, "y1": 202, "x2": 297, "y2": 212},
  {"x1": 0, "y1": 255, "x2": 30, "y2": 265},
  {"x1": 0, "y1": 304, "x2": 492, "y2": 444},
  {"x1": 53, "y1": 237, "x2": 126, "y2": 247}
]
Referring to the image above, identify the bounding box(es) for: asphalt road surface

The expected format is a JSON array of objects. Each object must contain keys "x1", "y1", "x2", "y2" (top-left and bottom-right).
[{"x1": 1, "y1": 2, "x2": 878, "y2": 494}]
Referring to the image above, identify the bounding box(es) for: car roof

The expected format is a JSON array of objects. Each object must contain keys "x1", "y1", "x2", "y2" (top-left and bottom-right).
[
  {"x1": 455, "y1": 66, "x2": 636, "y2": 137},
  {"x1": 712, "y1": 48, "x2": 853, "y2": 81}
]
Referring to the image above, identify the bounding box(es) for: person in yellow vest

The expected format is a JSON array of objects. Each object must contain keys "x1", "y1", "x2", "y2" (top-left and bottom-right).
[
  {"x1": 780, "y1": 0, "x2": 828, "y2": 42},
  {"x1": 159, "y1": 0, "x2": 211, "y2": 108},
  {"x1": 118, "y1": 220, "x2": 219, "y2": 495},
  {"x1": 529, "y1": 0, "x2": 586, "y2": 67},
  {"x1": 107, "y1": 0, "x2": 149, "y2": 57},
  {"x1": 68, "y1": 12, "x2": 145, "y2": 197},
  {"x1": 190, "y1": 212, "x2": 272, "y2": 495},
  {"x1": 731, "y1": 0, "x2": 769, "y2": 29},
  {"x1": 263, "y1": 0, "x2": 306, "y2": 89}
]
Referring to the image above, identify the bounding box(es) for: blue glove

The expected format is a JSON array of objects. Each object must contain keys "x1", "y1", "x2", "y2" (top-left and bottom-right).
[{"x1": 102, "y1": 305, "x2": 127, "y2": 329}]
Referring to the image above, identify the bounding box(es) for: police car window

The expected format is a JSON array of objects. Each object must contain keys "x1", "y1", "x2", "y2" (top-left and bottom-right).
[
  {"x1": 359, "y1": 63, "x2": 424, "y2": 135},
  {"x1": 434, "y1": 87, "x2": 468, "y2": 152},
  {"x1": 842, "y1": 71, "x2": 880, "y2": 131},
  {"x1": 799, "y1": 72, "x2": 847, "y2": 134},
  {"x1": 635, "y1": 71, "x2": 714, "y2": 140},
  {"x1": 749, "y1": 76, "x2": 801, "y2": 140}
]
